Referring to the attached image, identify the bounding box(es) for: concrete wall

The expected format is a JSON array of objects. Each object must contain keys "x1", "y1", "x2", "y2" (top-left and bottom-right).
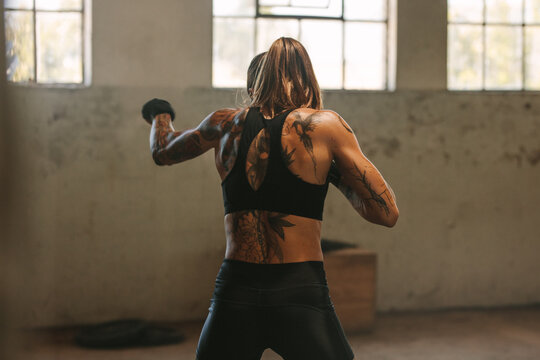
[{"x1": 5, "y1": 0, "x2": 540, "y2": 328}]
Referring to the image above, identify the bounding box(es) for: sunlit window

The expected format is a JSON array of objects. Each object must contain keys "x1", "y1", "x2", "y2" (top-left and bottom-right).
[
  {"x1": 4, "y1": 0, "x2": 91, "y2": 85},
  {"x1": 213, "y1": 0, "x2": 389, "y2": 90},
  {"x1": 448, "y1": 0, "x2": 540, "y2": 90}
]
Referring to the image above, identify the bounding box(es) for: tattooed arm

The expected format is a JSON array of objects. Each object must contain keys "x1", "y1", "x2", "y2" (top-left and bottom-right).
[
  {"x1": 327, "y1": 113, "x2": 399, "y2": 227},
  {"x1": 327, "y1": 161, "x2": 365, "y2": 212},
  {"x1": 150, "y1": 110, "x2": 228, "y2": 166}
]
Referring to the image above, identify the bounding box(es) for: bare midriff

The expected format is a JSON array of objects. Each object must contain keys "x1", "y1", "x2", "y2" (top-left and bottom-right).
[{"x1": 224, "y1": 210, "x2": 323, "y2": 264}]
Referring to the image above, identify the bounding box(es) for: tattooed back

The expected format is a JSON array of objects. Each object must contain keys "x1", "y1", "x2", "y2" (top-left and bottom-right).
[{"x1": 218, "y1": 108, "x2": 353, "y2": 264}]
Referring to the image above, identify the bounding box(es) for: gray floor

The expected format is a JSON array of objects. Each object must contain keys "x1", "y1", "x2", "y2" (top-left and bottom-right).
[{"x1": 11, "y1": 306, "x2": 540, "y2": 360}]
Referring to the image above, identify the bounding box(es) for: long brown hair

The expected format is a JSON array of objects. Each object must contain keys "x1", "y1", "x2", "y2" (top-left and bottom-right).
[
  {"x1": 247, "y1": 52, "x2": 266, "y2": 98},
  {"x1": 250, "y1": 37, "x2": 322, "y2": 118}
]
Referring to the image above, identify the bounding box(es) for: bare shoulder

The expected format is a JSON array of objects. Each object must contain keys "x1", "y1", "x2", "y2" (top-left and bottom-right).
[
  {"x1": 206, "y1": 108, "x2": 246, "y2": 128},
  {"x1": 287, "y1": 108, "x2": 352, "y2": 137},
  {"x1": 198, "y1": 108, "x2": 248, "y2": 140},
  {"x1": 319, "y1": 110, "x2": 353, "y2": 133},
  {"x1": 289, "y1": 108, "x2": 347, "y2": 123}
]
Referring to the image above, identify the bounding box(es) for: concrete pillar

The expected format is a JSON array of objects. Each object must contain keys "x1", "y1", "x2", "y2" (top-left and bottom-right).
[
  {"x1": 1, "y1": 4, "x2": 22, "y2": 358},
  {"x1": 395, "y1": 0, "x2": 447, "y2": 89},
  {"x1": 1, "y1": 4, "x2": 12, "y2": 358}
]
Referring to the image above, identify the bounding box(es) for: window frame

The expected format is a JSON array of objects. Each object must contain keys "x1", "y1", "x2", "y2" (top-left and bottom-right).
[
  {"x1": 447, "y1": 0, "x2": 540, "y2": 91},
  {"x1": 213, "y1": 0, "x2": 392, "y2": 91},
  {"x1": 4, "y1": 0, "x2": 91, "y2": 87}
]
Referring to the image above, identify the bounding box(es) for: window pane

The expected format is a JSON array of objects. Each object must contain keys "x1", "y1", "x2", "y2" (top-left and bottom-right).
[
  {"x1": 259, "y1": 0, "x2": 288, "y2": 5},
  {"x1": 4, "y1": 10, "x2": 35, "y2": 82},
  {"x1": 256, "y1": 18, "x2": 299, "y2": 53},
  {"x1": 525, "y1": 26, "x2": 540, "y2": 89},
  {"x1": 36, "y1": 12, "x2": 82, "y2": 83},
  {"x1": 213, "y1": 0, "x2": 255, "y2": 17},
  {"x1": 485, "y1": 26, "x2": 522, "y2": 89},
  {"x1": 260, "y1": 0, "x2": 342, "y2": 17},
  {"x1": 344, "y1": 0, "x2": 386, "y2": 21},
  {"x1": 35, "y1": 0, "x2": 82, "y2": 11},
  {"x1": 300, "y1": 20, "x2": 342, "y2": 89},
  {"x1": 448, "y1": 0, "x2": 483, "y2": 23},
  {"x1": 525, "y1": 0, "x2": 540, "y2": 23},
  {"x1": 4, "y1": 0, "x2": 33, "y2": 9},
  {"x1": 213, "y1": 17, "x2": 255, "y2": 87},
  {"x1": 292, "y1": 0, "x2": 331, "y2": 7},
  {"x1": 344, "y1": 22, "x2": 385, "y2": 90},
  {"x1": 486, "y1": 0, "x2": 523, "y2": 24},
  {"x1": 448, "y1": 24, "x2": 483, "y2": 90}
]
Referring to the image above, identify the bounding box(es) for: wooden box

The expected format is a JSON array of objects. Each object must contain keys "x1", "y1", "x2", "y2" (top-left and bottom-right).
[{"x1": 324, "y1": 248, "x2": 377, "y2": 333}]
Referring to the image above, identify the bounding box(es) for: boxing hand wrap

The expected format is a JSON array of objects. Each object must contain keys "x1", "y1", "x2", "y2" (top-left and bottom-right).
[{"x1": 141, "y1": 98, "x2": 176, "y2": 124}]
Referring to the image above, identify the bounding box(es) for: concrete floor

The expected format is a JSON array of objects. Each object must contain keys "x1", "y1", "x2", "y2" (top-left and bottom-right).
[{"x1": 10, "y1": 306, "x2": 540, "y2": 360}]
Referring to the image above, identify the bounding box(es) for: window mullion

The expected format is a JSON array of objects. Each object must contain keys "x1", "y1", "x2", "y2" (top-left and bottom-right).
[
  {"x1": 385, "y1": 0, "x2": 390, "y2": 90},
  {"x1": 482, "y1": 0, "x2": 486, "y2": 90},
  {"x1": 341, "y1": 18, "x2": 345, "y2": 89},
  {"x1": 522, "y1": 0, "x2": 526, "y2": 90},
  {"x1": 33, "y1": 0, "x2": 37, "y2": 83},
  {"x1": 253, "y1": 16, "x2": 258, "y2": 56},
  {"x1": 81, "y1": 0, "x2": 85, "y2": 84}
]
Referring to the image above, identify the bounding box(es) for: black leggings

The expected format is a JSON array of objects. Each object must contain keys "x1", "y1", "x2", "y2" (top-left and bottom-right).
[{"x1": 196, "y1": 259, "x2": 354, "y2": 360}]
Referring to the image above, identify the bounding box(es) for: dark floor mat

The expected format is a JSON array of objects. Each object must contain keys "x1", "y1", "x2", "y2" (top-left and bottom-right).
[{"x1": 75, "y1": 319, "x2": 184, "y2": 349}]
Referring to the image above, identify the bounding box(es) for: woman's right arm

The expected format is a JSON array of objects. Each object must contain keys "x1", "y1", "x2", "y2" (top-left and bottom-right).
[
  {"x1": 326, "y1": 112, "x2": 399, "y2": 227},
  {"x1": 149, "y1": 109, "x2": 240, "y2": 166}
]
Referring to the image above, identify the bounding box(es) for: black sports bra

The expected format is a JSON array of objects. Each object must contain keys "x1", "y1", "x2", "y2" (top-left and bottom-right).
[{"x1": 221, "y1": 107, "x2": 329, "y2": 220}]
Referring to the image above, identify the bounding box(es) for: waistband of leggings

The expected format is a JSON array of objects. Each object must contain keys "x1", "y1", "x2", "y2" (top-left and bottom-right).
[{"x1": 217, "y1": 259, "x2": 328, "y2": 288}]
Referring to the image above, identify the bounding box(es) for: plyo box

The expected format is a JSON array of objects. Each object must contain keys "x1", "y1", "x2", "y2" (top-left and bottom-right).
[{"x1": 324, "y1": 248, "x2": 377, "y2": 333}]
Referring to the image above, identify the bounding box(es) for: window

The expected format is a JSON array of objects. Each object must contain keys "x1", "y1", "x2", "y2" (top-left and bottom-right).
[
  {"x1": 4, "y1": 0, "x2": 91, "y2": 85},
  {"x1": 213, "y1": 0, "x2": 390, "y2": 90},
  {"x1": 448, "y1": 0, "x2": 540, "y2": 90}
]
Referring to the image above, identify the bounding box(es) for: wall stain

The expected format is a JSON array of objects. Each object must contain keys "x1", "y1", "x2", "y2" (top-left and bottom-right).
[
  {"x1": 459, "y1": 102, "x2": 470, "y2": 110},
  {"x1": 460, "y1": 124, "x2": 478, "y2": 136},
  {"x1": 438, "y1": 135, "x2": 446, "y2": 144},
  {"x1": 500, "y1": 146, "x2": 540, "y2": 167},
  {"x1": 49, "y1": 143, "x2": 65, "y2": 168},
  {"x1": 375, "y1": 137, "x2": 401, "y2": 158},
  {"x1": 501, "y1": 152, "x2": 523, "y2": 167},
  {"x1": 525, "y1": 149, "x2": 540, "y2": 166},
  {"x1": 443, "y1": 151, "x2": 451, "y2": 164},
  {"x1": 364, "y1": 148, "x2": 378, "y2": 158},
  {"x1": 48, "y1": 106, "x2": 67, "y2": 125}
]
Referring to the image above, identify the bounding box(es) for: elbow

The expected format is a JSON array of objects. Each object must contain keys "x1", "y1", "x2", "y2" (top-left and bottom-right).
[
  {"x1": 383, "y1": 208, "x2": 399, "y2": 228},
  {"x1": 363, "y1": 209, "x2": 399, "y2": 227},
  {"x1": 368, "y1": 208, "x2": 399, "y2": 227},
  {"x1": 152, "y1": 151, "x2": 168, "y2": 166}
]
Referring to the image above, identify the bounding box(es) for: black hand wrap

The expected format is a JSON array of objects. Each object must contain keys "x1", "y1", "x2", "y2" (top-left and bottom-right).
[
  {"x1": 141, "y1": 98, "x2": 176, "y2": 124},
  {"x1": 327, "y1": 161, "x2": 342, "y2": 187}
]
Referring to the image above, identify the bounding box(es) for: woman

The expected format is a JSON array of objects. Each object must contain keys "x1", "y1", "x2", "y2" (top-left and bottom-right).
[{"x1": 142, "y1": 37, "x2": 398, "y2": 360}]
